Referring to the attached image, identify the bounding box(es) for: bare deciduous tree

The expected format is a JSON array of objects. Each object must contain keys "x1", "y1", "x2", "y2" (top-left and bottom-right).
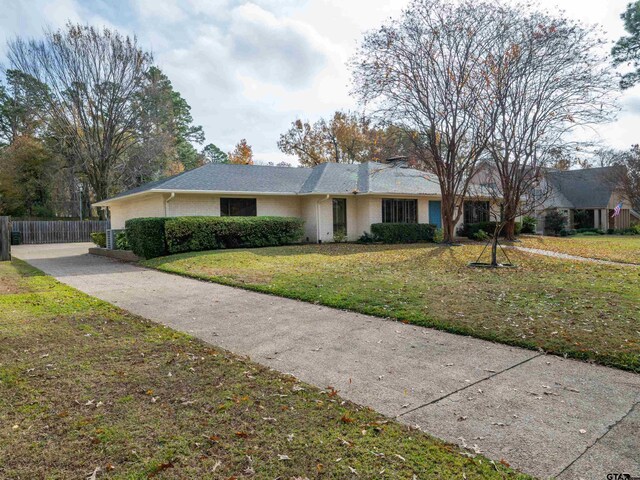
[
  {"x1": 469, "y1": 162, "x2": 550, "y2": 266},
  {"x1": 481, "y1": 6, "x2": 617, "y2": 240},
  {"x1": 351, "y1": 0, "x2": 501, "y2": 243},
  {"x1": 7, "y1": 24, "x2": 152, "y2": 217}
]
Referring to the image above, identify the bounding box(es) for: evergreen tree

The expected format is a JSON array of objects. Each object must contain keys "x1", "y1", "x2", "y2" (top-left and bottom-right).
[
  {"x1": 202, "y1": 143, "x2": 229, "y2": 163},
  {"x1": 613, "y1": 1, "x2": 640, "y2": 88}
]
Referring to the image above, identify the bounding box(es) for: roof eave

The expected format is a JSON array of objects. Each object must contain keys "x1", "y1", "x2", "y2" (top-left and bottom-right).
[
  {"x1": 93, "y1": 189, "x2": 305, "y2": 207},
  {"x1": 93, "y1": 190, "x2": 158, "y2": 207}
]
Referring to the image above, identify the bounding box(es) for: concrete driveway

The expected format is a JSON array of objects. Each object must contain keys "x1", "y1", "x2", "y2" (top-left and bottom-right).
[{"x1": 13, "y1": 243, "x2": 640, "y2": 479}]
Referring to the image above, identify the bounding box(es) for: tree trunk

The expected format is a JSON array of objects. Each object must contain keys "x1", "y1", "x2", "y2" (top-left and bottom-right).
[
  {"x1": 502, "y1": 197, "x2": 519, "y2": 240},
  {"x1": 90, "y1": 175, "x2": 110, "y2": 221},
  {"x1": 440, "y1": 194, "x2": 457, "y2": 244},
  {"x1": 491, "y1": 233, "x2": 499, "y2": 267},
  {"x1": 503, "y1": 219, "x2": 516, "y2": 240}
]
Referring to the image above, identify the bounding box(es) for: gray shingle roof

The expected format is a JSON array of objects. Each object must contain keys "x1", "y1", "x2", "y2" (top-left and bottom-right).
[
  {"x1": 364, "y1": 162, "x2": 441, "y2": 194},
  {"x1": 546, "y1": 166, "x2": 622, "y2": 209},
  {"x1": 100, "y1": 161, "x2": 445, "y2": 203},
  {"x1": 299, "y1": 163, "x2": 361, "y2": 193},
  {"x1": 108, "y1": 163, "x2": 313, "y2": 200}
]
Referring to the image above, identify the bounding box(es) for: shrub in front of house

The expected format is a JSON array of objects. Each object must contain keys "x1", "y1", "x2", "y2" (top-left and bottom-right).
[
  {"x1": 90, "y1": 232, "x2": 106, "y2": 248},
  {"x1": 370, "y1": 223, "x2": 436, "y2": 243},
  {"x1": 433, "y1": 227, "x2": 444, "y2": 243},
  {"x1": 115, "y1": 231, "x2": 130, "y2": 250},
  {"x1": 126, "y1": 218, "x2": 169, "y2": 259},
  {"x1": 521, "y1": 215, "x2": 537, "y2": 234},
  {"x1": 575, "y1": 228, "x2": 604, "y2": 234},
  {"x1": 472, "y1": 229, "x2": 489, "y2": 241},
  {"x1": 458, "y1": 221, "x2": 522, "y2": 239},
  {"x1": 164, "y1": 216, "x2": 305, "y2": 255},
  {"x1": 610, "y1": 226, "x2": 640, "y2": 235},
  {"x1": 357, "y1": 232, "x2": 376, "y2": 244},
  {"x1": 544, "y1": 210, "x2": 567, "y2": 236},
  {"x1": 126, "y1": 216, "x2": 305, "y2": 258}
]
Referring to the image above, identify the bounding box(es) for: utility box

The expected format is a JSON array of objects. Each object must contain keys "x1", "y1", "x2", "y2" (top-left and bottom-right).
[{"x1": 10, "y1": 231, "x2": 22, "y2": 245}]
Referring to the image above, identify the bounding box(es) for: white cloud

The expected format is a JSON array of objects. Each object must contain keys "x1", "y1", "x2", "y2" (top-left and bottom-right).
[
  {"x1": 184, "y1": 0, "x2": 232, "y2": 18},
  {"x1": 227, "y1": 3, "x2": 332, "y2": 88},
  {"x1": 0, "y1": 0, "x2": 81, "y2": 56},
  {"x1": 144, "y1": 1, "x2": 341, "y2": 157},
  {"x1": 134, "y1": 0, "x2": 187, "y2": 22}
]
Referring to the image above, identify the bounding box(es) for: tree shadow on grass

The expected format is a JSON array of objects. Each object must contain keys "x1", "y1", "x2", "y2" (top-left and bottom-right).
[{"x1": 158, "y1": 242, "x2": 445, "y2": 261}]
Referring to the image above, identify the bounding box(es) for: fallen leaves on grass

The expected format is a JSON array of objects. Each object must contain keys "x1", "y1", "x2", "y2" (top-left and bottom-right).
[
  {"x1": 148, "y1": 461, "x2": 174, "y2": 477},
  {"x1": 341, "y1": 414, "x2": 354, "y2": 424}
]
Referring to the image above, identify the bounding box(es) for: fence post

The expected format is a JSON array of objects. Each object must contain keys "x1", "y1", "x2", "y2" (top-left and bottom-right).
[{"x1": 0, "y1": 216, "x2": 10, "y2": 261}]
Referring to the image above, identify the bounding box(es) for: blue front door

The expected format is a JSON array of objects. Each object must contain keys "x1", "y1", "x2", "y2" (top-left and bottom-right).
[{"x1": 429, "y1": 201, "x2": 442, "y2": 228}]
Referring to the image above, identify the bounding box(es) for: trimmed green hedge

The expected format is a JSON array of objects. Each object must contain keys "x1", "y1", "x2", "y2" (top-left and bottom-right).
[
  {"x1": 125, "y1": 218, "x2": 169, "y2": 259},
  {"x1": 609, "y1": 226, "x2": 640, "y2": 235},
  {"x1": 575, "y1": 228, "x2": 604, "y2": 234},
  {"x1": 370, "y1": 223, "x2": 436, "y2": 243},
  {"x1": 165, "y1": 216, "x2": 305, "y2": 254},
  {"x1": 126, "y1": 216, "x2": 305, "y2": 259},
  {"x1": 458, "y1": 221, "x2": 522, "y2": 239}
]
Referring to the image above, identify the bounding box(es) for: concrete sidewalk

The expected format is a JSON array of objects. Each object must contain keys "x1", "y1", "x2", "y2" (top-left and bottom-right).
[{"x1": 13, "y1": 243, "x2": 640, "y2": 479}]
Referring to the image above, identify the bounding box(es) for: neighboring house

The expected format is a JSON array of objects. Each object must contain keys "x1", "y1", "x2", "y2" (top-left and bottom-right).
[
  {"x1": 536, "y1": 166, "x2": 638, "y2": 232},
  {"x1": 95, "y1": 161, "x2": 489, "y2": 244}
]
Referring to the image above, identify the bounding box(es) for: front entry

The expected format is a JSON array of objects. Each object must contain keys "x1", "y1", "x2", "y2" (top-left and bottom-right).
[
  {"x1": 332, "y1": 198, "x2": 347, "y2": 239},
  {"x1": 429, "y1": 200, "x2": 442, "y2": 228}
]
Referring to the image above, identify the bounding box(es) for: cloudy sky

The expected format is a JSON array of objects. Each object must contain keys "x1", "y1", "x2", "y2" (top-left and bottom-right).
[{"x1": 1, "y1": 0, "x2": 639, "y2": 163}]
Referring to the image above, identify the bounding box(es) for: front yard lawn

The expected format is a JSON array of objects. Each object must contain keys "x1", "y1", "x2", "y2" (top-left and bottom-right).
[
  {"x1": 0, "y1": 260, "x2": 527, "y2": 479},
  {"x1": 145, "y1": 244, "x2": 640, "y2": 373},
  {"x1": 517, "y1": 235, "x2": 640, "y2": 265}
]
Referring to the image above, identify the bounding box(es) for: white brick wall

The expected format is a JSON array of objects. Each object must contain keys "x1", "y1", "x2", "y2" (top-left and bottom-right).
[
  {"x1": 355, "y1": 197, "x2": 381, "y2": 236},
  {"x1": 418, "y1": 198, "x2": 429, "y2": 224},
  {"x1": 110, "y1": 194, "x2": 165, "y2": 229},
  {"x1": 257, "y1": 196, "x2": 302, "y2": 217},
  {"x1": 301, "y1": 197, "x2": 319, "y2": 242},
  {"x1": 317, "y1": 198, "x2": 334, "y2": 243},
  {"x1": 108, "y1": 192, "x2": 451, "y2": 242},
  {"x1": 167, "y1": 194, "x2": 219, "y2": 217}
]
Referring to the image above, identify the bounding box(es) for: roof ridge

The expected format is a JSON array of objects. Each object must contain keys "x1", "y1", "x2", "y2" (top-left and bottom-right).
[
  {"x1": 550, "y1": 165, "x2": 622, "y2": 175},
  {"x1": 225, "y1": 163, "x2": 311, "y2": 170}
]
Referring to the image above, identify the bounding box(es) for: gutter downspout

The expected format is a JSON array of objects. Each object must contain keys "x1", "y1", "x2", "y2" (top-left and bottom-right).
[
  {"x1": 165, "y1": 192, "x2": 176, "y2": 217},
  {"x1": 316, "y1": 194, "x2": 331, "y2": 243}
]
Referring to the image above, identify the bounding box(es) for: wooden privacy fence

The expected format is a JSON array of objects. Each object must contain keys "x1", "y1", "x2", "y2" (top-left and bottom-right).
[{"x1": 11, "y1": 220, "x2": 109, "y2": 244}]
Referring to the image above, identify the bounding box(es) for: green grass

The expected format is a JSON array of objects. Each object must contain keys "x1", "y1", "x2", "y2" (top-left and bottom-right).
[
  {"x1": 144, "y1": 243, "x2": 640, "y2": 373},
  {"x1": 518, "y1": 234, "x2": 640, "y2": 264},
  {"x1": 0, "y1": 260, "x2": 529, "y2": 479}
]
